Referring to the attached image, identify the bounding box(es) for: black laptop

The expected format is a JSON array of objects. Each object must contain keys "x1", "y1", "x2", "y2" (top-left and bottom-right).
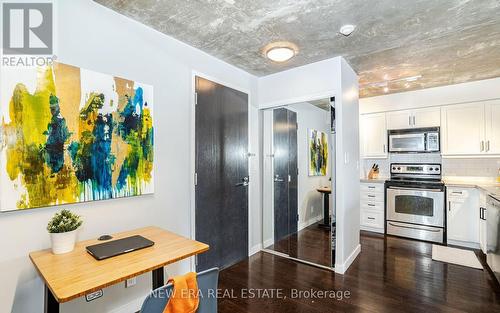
[{"x1": 86, "y1": 235, "x2": 154, "y2": 260}]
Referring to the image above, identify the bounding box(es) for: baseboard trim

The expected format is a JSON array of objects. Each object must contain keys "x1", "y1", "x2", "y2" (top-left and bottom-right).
[
  {"x1": 298, "y1": 215, "x2": 323, "y2": 231},
  {"x1": 360, "y1": 225, "x2": 384, "y2": 234},
  {"x1": 249, "y1": 243, "x2": 262, "y2": 256},
  {"x1": 335, "y1": 244, "x2": 361, "y2": 275},
  {"x1": 263, "y1": 238, "x2": 274, "y2": 249},
  {"x1": 447, "y1": 239, "x2": 480, "y2": 250}
]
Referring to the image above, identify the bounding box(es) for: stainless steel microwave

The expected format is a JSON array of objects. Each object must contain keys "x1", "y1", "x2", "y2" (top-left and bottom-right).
[{"x1": 388, "y1": 127, "x2": 440, "y2": 153}]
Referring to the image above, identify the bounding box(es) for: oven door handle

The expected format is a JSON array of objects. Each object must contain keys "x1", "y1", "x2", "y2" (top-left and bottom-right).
[
  {"x1": 387, "y1": 186, "x2": 443, "y2": 192},
  {"x1": 388, "y1": 222, "x2": 442, "y2": 232}
]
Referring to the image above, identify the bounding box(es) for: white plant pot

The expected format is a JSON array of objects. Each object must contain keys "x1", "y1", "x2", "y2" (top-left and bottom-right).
[{"x1": 50, "y1": 229, "x2": 78, "y2": 254}]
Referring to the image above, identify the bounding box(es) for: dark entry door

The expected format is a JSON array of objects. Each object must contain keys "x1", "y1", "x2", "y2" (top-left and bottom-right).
[
  {"x1": 273, "y1": 108, "x2": 298, "y2": 247},
  {"x1": 195, "y1": 76, "x2": 249, "y2": 271}
]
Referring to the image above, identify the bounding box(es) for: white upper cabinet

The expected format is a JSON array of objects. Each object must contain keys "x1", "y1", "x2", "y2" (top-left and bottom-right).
[
  {"x1": 387, "y1": 107, "x2": 440, "y2": 130},
  {"x1": 441, "y1": 103, "x2": 485, "y2": 156},
  {"x1": 413, "y1": 107, "x2": 441, "y2": 128},
  {"x1": 441, "y1": 100, "x2": 500, "y2": 157},
  {"x1": 360, "y1": 100, "x2": 500, "y2": 159},
  {"x1": 360, "y1": 113, "x2": 387, "y2": 158},
  {"x1": 387, "y1": 110, "x2": 412, "y2": 130},
  {"x1": 485, "y1": 100, "x2": 500, "y2": 155}
]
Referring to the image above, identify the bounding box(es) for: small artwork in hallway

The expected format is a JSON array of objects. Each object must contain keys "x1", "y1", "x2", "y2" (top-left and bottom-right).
[
  {"x1": 308, "y1": 129, "x2": 328, "y2": 176},
  {"x1": 0, "y1": 62, "x2": 154, "y2": 211}
]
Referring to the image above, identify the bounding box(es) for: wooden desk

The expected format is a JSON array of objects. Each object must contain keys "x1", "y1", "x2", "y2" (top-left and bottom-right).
[
  {"x1": 29, "y1": 226, "x2": 209, "y2": 313},
  {"x1": 317, "y1": 187, "x2": 332, "y2": 229}
]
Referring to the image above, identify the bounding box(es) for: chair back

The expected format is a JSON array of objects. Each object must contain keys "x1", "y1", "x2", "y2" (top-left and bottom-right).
[{"x1": 140, "y1": 267, "x2": 219, "y2": 313}]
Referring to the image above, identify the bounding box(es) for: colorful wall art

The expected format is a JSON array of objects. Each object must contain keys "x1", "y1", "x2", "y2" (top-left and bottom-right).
[
  {"x1": 308, "y1": 129, "x2": 328, "y2": 176},
  {"x1": 0, "y1": 62, "x2": 154, "y2": 211}
]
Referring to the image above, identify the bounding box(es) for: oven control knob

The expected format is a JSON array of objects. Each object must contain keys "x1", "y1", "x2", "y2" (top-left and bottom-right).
[
  {"x1": 397, "y1": 167, "x2": 401, "y2": 170},
  {"x1": 429, "y1": 168, "x2": 434, "y2": 171},
  {"x1": 392, "y1": 167, "x2": 396, "y2": 170}
]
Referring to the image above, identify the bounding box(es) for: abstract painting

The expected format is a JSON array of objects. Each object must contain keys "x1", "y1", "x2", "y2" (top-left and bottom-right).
[
  {"x1": 0, "y1": 62, "x2": 154, "y2": 211},
  {"x1": 308, "y1": 129, "x2": 328, "y2": 176}
]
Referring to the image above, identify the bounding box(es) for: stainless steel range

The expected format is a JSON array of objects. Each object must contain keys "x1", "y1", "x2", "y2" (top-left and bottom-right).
[{"x1": 385, "y1": 163, "x2": 446, "y2": 244}]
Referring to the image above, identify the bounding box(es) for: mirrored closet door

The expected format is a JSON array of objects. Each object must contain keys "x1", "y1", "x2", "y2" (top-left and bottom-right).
[{"x1": 262, "y1": 98, "x2": 336, "y2": 269}]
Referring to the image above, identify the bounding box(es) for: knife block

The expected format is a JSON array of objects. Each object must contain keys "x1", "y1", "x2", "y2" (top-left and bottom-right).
[{"x1": 368, "y1": 168, "x2": 379, "y2": 180}]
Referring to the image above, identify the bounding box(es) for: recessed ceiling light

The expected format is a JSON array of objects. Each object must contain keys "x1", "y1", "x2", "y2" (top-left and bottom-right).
[
  {"x1": 266, "y1": 47, "x2": 295, "y2": 62},
  {"x1": 339, "y1": 24, "x2": 356, "y2": 36},
  {"x1": 383, "y1": 87, "x2": 389, "y2": 93},
  {"x1": 263, "y1": 41, "x2": 298, "y2": 63}
]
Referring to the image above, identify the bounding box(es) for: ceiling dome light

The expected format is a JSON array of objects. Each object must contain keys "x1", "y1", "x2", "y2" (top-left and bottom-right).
[
  {"x1": 266, "y1": 47, "x2": 295, "y2": 62},
  {"x1": 339, "y1": 24, "x2": 356, "y2": 36},
  {"x1": 263, "y1": 41, "x2": 298, "y2": 63}
]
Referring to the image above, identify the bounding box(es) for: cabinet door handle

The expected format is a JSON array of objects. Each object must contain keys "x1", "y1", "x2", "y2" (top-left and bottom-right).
[
  {"x1": 383, "y1": 144, "x2": 386, "y2": 153},
  {"x1": 367, "y1": 217, "x2": 375, "y2": 220},
  {"x1": 486, "y1": 140, "x2": 490, "y2": 152},
  {"x1": 480, "y1": 141, "x2": 484, "y2": 152},
  {"x1": 448, "y1": 201, "x2": 451, "y2": 212},
  {"x1": 412, "y1": 116, "x2": 416, "y2": 126},
  {"x1": 409, "y1": 116, "x2": 412, "y2": 126}
]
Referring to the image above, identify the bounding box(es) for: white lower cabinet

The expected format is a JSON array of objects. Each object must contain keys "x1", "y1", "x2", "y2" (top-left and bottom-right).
[
  {"x1": 446, "y1": 187, "x2": 480, "y2": 248},
  {"x1": 479, "y1": 191, "x2": 488, "y2": 253},
  {"x1": 360, "y1": 182, "x2": 385, "y2": 233}
]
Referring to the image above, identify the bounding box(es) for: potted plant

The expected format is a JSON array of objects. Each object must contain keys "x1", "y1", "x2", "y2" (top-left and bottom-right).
[{"x1": 47, "y1": 209, "x2": 83, "y2": 254}]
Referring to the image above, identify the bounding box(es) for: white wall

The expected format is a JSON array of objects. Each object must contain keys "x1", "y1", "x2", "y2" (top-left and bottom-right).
[
  {"x1": 258, "y1": 58, "x2": 342, "y2": 109},
  {"x1": 0, "y1": 1, "x2": 259, "y2": 313},
  {"x1": 360, "y1": 77, "x2": 500, "y2": 114},
  {"x1": 333, "y1": 58, "x2": 360, "y2": 273},
  {"x1": 289, "y1": 103, "x2": 331, "y2": 229}
]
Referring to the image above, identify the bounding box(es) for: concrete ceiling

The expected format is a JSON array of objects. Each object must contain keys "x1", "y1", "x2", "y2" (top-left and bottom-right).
[{"x1": 96, "y1": 0, "x2": 500, "y2": 98}]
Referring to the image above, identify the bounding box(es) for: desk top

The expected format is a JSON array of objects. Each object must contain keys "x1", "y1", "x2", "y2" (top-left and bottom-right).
[
  {"x1": 317, "y1": 187, "x2": 332, "y2": 193},
  {"x1": 29, "y1": 226, "x2": 209, "y2": 303}
]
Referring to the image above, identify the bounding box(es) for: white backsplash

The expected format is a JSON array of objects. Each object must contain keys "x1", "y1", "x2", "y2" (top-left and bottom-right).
[
  {"x1": 361, "y1": 154, "x2": 500, "y2": 179},
  {"x1": 442, "y1": 158, "x2": 500, "y2": 177}
]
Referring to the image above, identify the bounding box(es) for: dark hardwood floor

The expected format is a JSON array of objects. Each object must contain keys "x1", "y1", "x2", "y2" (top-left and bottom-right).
[
  {"x1": 219, "y1": 231, "x2": 500, "y2": 312},
  {"x1": 266, "y1": 222, "x2": 331, "y2": 267}
]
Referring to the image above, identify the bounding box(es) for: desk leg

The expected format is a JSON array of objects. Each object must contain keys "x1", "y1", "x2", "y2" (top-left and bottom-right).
[
  {"x1": 44, "y1": 285, "x2": 59, "y2": 313},
  {"x1": 318, "y1": 193, "x2": 330, "y2": 229},
  {"x1": 152, "y1": 267, "x2": 164, "y2": 290}
]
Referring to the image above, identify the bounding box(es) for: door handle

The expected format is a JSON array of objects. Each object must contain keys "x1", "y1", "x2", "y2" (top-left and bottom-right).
[
  {"x1": 235, "y1": 176, "x2": 249, "y2": 187},
  {"x1": 274, "y1": 175, "x2": 285, "y2": 182},
  {"x1": 480, "y1": 207, "x2": 487, "y2": 220}
]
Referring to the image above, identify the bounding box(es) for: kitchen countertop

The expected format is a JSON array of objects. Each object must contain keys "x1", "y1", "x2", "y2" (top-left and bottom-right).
[
  {"x1": 360, "y1": 176, "x2": 500, "y2": 199},
  {"x1": 443, "y1": 177, "x2": 500, "y2": 200},
  {"x1": 360, "y1": 178, "x2": 388, "y2": 184}
]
